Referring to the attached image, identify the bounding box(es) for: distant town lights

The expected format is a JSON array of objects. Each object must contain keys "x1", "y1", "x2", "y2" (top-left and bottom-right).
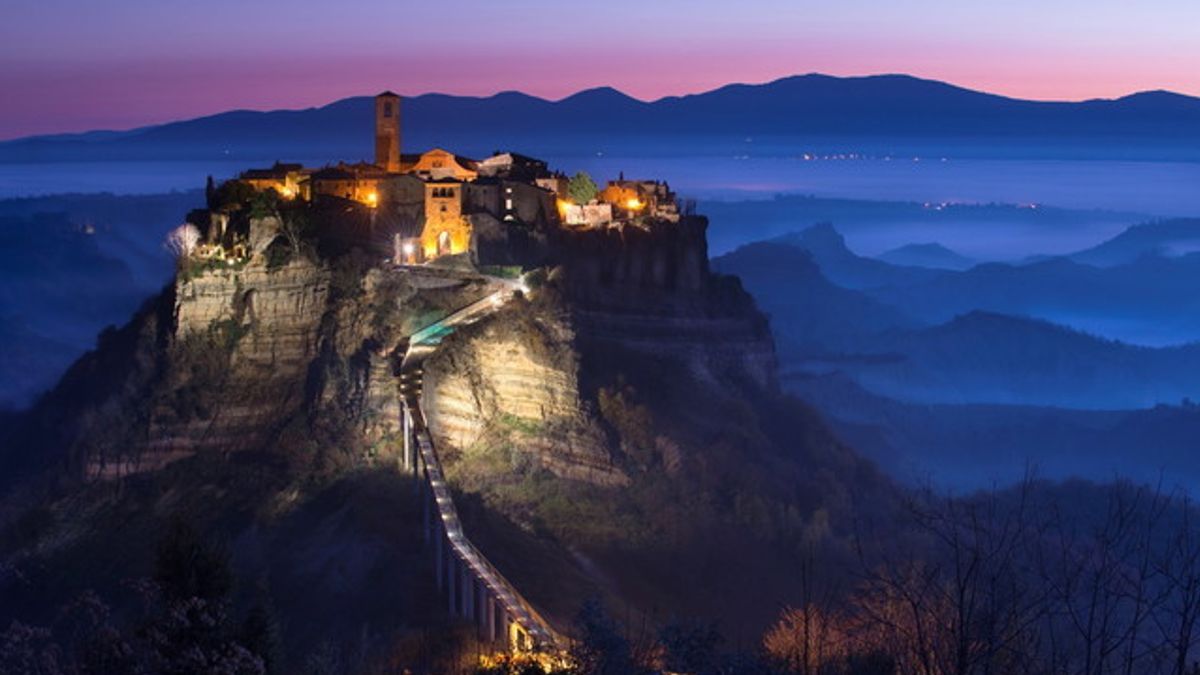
[{"x1": 625, "y1": 198, "x2": 644, "y2": 210}]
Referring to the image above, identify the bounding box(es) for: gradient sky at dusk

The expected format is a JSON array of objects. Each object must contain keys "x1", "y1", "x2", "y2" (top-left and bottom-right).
[{"x1": 2, "y1": 0, "x2": 1198, "y2": 140}]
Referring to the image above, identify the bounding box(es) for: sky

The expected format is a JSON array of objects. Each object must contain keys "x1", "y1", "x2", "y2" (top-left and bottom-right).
[{"x1": 1, "y1": 0, "x2": 1198, "y2": 140}]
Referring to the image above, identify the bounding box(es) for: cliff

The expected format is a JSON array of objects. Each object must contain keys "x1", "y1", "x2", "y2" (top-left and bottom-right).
[
  {"x1": 409, "y1": 219, "x2": 887, "y2": 634},
  {"x1": 421, "y1": 217, "x2": 781, "y2": 492},
  {"x1": 553, "y1": 216, "x2": 777, "y2": 389},
  {"x1": 0, "y1": 212, "x2": 893, "y2": 657},
  {"x1": 422, "y1": 300, "x2": 624, "y2": 486},
  {"x1": 1, "y1": 249, "x2": 500, "y2": 482}
]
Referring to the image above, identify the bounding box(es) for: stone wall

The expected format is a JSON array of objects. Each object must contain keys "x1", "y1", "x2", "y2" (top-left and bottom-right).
[
  {"x1": 421, "y1": 303, "x2": 626, "y2": 486},
  {"x1": 142, "y1": 259, "x2": 336, "y2": 465},
  {"x1": 552, "y1": 214, "x2": 777, "y2": 389}
]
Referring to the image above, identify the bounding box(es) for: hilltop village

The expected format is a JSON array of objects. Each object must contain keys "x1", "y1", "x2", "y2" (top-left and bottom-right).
[
  {"x1": 0, "y1": 91, "x2": 859, "y2": 674},
  {"x1": 187, "y1": 91, "x2": 684, "y2": 270}
]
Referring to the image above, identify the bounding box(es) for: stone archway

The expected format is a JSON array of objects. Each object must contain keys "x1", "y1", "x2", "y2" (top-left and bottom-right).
[{"x1": 437, "y1": 231, "x2": 452, "y2": 256}]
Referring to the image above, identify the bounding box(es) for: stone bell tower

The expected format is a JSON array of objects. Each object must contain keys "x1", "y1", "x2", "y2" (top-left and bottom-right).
[{"x1": 375, "y1": 91, "x2": 401, "y2": 173}]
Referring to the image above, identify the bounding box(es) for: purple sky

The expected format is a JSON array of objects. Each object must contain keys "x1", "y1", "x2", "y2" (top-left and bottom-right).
[{"x1": 2, "y1": 0, "x2": 1198, "y2": 140}]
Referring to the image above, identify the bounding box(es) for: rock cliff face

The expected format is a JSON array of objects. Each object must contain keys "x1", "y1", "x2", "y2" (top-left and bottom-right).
[
  {"x1": 422, "y1": 216, "x2": 779, "y2": 490},
  {"x1": 72, "y1": 254, "x2": 493, "y2": 479},
  {"x1": 411, "y1": 218, "x2": 884, "y2": 634},
  {"x1": 555, "y1": 215, "x2": 777, "y2": 390},
  {"x1": 140, "y1": 260, "x2": 333, "y2": 468},
  {"x1": 0, "y1": 208, "x2": 890, "y2": 646},
  {"x1": 422, "y1": 301, "x2": 625, "y2": 486}
]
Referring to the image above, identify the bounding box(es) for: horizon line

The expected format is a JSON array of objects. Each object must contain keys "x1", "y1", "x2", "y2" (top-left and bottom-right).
[{"x1": 4, "y1": 71, "x2": 1197, "y2": 144}]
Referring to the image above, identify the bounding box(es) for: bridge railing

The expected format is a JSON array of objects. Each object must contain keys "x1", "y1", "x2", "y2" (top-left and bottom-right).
[
  {"x1": 408, "y1": 420, "x2": 563, "y2": 650},
  {"x1": 396, "y1": 280, "x2": 565, "y2": 653}
]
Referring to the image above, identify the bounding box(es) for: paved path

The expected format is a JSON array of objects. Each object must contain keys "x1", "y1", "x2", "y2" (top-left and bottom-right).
[{"x1": 398, "y1": 278, "x2": 564, "y2": 652}]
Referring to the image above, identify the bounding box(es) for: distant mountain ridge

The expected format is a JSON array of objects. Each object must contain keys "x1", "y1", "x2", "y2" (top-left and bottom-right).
[
  {"x1": 5, "y1": 73, "x2": 1200, "y2": 162},
  {"x1": 776, "y1": 223, "x2": 946, "y2": 288},
  {"x1": 788, "y1": 369, "x2": 1200, "y2": 491},
  {"x1": 715, "y1": 231, "x2": 1200, "y2": 409},
  {"x1": 770, "y1": 222, "x2": 1200, "y2": 347},
  {"x1": 1070, "y1": 218, "x2": 1200, "y2": 266},
  {"x1": 878, "y1": 243, "x2": 976, "y2": 270},
  {"x1": 711, "y1": 241, "x2": 919, "y2": 354},
  {"x1": 836, "y1": 310, "x2": 1200, "y2": 409}
]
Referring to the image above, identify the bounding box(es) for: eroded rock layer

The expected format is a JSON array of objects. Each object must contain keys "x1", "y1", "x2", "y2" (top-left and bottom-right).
[{"x1": 422, "y1": 303, "x2": 625, "y2": 486}]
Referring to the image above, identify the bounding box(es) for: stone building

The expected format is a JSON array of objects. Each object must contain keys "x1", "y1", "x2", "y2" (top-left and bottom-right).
[
  {"x1": 223, "y1": 91, "x2": 683, "y2": 268},
  {"x1": 238, "y1": 162, "x2": 306, "y2": 198},
  {"x1": 476, "y1": 152, "x2": 549, "y2": 181},
  {"x1": 308, "y1": 162, "x2": 389, "y2": 205},
  {"x1": 421, "y1": 178, "x2": 471, "y2": 258},
  {"x1": 375, "y1": 91, "x2": 402, "y2": 173},
  {"x1": 407, "y1": 148, "x2": 478, "y2": 181},
  {"x1": 600, "y1": 179, "x2": 680, "y2": 221},
  {"x1": 561, "y1": 202, "x2": 614, "y2": 228}
]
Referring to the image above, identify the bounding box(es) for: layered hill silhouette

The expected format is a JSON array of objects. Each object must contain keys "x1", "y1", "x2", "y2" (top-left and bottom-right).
[
  {"x1": 832, "y1": 312, "x2": 1200, "y2": 409},
  {"x1": 788, "y1": 371, "x2": 1200, "y2": 492},
  {"x1": 711, "y1": 241, "x2": 918, "y2": 354},
  {"x1": 0, "y1": 192, "x2": 201, "y2": 408},
  {"x1": 1069, "y1": 218, "x2": 1200, "y2": 266},
  {"x1": 765, "y1": 222, "x2": 1200, "y2": 347},
  {"x1": 878, "y1": 242, "x2": 976, "y2": 270},
  {"x1": 774, "y1": 223, "x2": 946, "y2": 288},
  {"x1": 717, "y1": 226, "x2": 1200, "y2": 409},
  {"x1": 716, "y1": 232, "x2": 1200, "y2": 488},
  {"x1": 5, "y1": 74, "x2": 1200, "y2": 162}
]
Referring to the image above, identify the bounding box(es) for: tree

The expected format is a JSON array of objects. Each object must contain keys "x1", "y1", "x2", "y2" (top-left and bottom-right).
[
  {"x1": 765, "y1": 604, "x2": 855, "y2": 675},
  {"x1": 568, "y1": 598, "x2": 640, "y2": 675},
  {"x1": 659, "y1": 619, "x2": 723, "y2": 675},
  {"x1": 249, "y1": 191, "x2": 280, "y2": 220},
  {"x1": 154, "y1": 518, "x2": 234, "y2": 603},
  {"x1": 206, "y1": 175, "x2": 217, "y2": 208},
  {"x1": 239, "y1": 592, "x2": 283, "y2": 674},
  {"x1": 278, "y1": 208, "x2": 312, "y2": 256},
  {"x1": 567, "y1": 172, "x2": 599, "y2": 205},
  {"x1": 1158, "y1": 494, "x2": 1200, "y2": 675},
  {"x1": 164, "y1": 223, "x2": 201, "y2": 260}
]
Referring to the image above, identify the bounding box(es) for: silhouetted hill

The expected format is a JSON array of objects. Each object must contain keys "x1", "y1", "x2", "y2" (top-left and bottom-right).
[
  {"x1": 699, "y1": 195, "x2": 1144, "y2": 258},
  {"x1": 711, "y1": 241, "x2": 919, "y2": 354},
  {"x1": 788, "y1": 371, "x2": 1200, "y2": 493},
  {"x1": 6, "y1": 74, "x2": 1200, "y2": 162},
  {"x1": 0, "y1": 192, "x2": 200, "y2": 408},
  {"x1": 775, "y1": 223, "x2": 944, "y2": 288},
  {"x1": 1070, "y1": 218, "x2": 1200, "y2": 266},
  {"x1": 879, "y1": 253, "x2": 1200, "y2": 344},
  {"x1": 878, "y1": 242, "x2": 976, "y2": 270},
  {"x1": 813, "y1": 311, "x2": 1200, "y2": 409},
  {"x1": 0, "y1": 318, "x2": 76, "y2": 410}
]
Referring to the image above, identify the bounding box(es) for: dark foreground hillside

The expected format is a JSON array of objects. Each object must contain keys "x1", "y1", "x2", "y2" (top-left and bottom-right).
[{"x1": 0, "y1": 209, "x2": 898, "y2": 672}]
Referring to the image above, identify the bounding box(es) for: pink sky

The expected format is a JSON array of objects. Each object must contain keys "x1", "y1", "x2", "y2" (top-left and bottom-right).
[{"x1": 1, "y1": 0, "x2": 1197, "y2": 140}]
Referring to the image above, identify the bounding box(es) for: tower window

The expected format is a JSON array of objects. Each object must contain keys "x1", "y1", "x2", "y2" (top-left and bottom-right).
[{"x1": 383, "y1": 103, "x2": 393, "y2": 117}]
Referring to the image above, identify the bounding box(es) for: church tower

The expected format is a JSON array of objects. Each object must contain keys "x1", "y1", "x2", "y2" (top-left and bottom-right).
[{"x1": 375, "y1": 91, "x2": 401, "y2": 173}]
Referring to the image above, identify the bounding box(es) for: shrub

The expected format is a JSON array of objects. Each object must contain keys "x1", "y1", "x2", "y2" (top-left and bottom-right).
[
  {"x1": 264, "y1": 238, "x2": 292, "y2": 271},
  {"x1": 567, "y1": 172, "x2": 599, "y2": 205}
]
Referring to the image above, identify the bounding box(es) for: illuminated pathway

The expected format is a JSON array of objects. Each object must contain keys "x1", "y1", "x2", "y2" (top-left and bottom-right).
[{"x1": 397, "y1": 278, "x2": 564, "y2": 653}]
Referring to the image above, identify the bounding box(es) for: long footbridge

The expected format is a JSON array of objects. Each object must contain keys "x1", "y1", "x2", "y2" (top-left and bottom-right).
[{"x1": 395, "y1": 281, "x2": 564, "y2": 653}]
